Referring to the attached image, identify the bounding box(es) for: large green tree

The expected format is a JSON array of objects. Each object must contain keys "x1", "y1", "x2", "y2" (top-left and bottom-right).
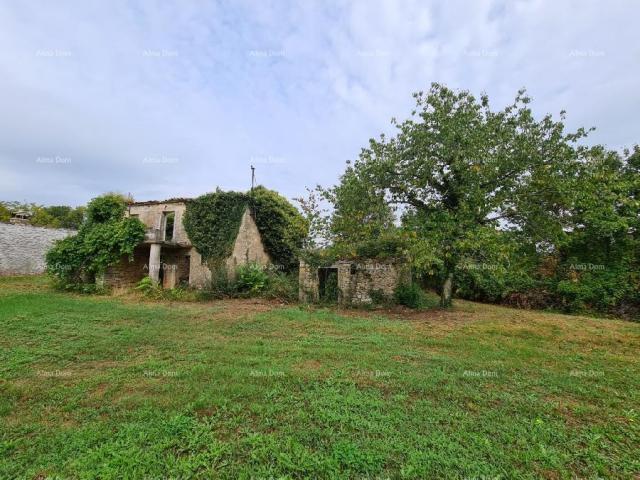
[{"x1": 332, "y1": 83, "x2": 592, "y2": 307}]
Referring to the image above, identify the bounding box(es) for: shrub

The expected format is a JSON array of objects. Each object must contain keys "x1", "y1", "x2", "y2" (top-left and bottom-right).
[
  {"x1": 236, "y1": 262, "x2": 269, "y2": 295},
  {"x1": 394, "y1": 283, "x2": 426, "y2": 309},
  {"x1": 263, "y1": 272, "x2": 298, "y2": 302},
  {"x1": 354, "y1": 235, "x2": 409, "y2": 259},
  {"x1": 135, "y1": 277, "x2": 196, "y2": 301},
  {"x1": 86, "y1": 193, "x2": 127, "y2": 224},
  {"x1": 200, "y1": 264, "x2": 236, "y2": 299},
  {"x1": 135, "y1": 276, "x2": 157, "y2": 296}
]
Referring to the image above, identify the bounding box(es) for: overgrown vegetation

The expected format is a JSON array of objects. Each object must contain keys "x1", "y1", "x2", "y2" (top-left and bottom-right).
[
  {"x1": 45, "y1": 194, "x2": 146, "y2": 290},
  {"x1": 135, "y1": 277, "x2": 197, "y2": 301},
  {"x1": 394, "y1": 283, "x2": 427, "y2": 309},
  {"x1": 200, "y1": 262, "x2": 298, "y2": 302},
  {"x1": 135, "y1": 262, "x2": 298, "y2": 302},
  {"x1": 183, "y1": 186, "x2": 307, "y2": 273}
]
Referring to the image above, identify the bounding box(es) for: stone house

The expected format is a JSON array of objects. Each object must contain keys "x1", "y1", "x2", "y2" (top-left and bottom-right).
[
  {"x1": 101, "y1": 198, "x2": 270, "y2": 289},
  {"x1": 299, "y1": 259, "x2": 409, "y2": 305}
]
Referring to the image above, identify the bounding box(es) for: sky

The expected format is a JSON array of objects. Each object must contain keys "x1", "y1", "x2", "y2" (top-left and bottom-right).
[{"x1": 0, "y1": 0, "x2": 638, "y2": 207}]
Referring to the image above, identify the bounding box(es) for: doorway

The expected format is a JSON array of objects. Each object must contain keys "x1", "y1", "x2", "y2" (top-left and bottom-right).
[{"x1": 318, "y1": 267, "x2": 339, "y2": 303}]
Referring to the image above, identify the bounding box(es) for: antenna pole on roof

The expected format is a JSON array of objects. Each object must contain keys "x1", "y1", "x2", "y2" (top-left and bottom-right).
[{"x1": 250, "y1": 165, "x2": 255, "y2": 194}]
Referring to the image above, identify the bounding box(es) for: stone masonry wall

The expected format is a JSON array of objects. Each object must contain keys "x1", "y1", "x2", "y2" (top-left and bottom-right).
[
  {"x1": 189, "y1": 208, "x2": 271, "y2": 287},
  {"x1": 225, "y1": 209, "x2": 271, "y2": 276},
  {"x1": 101, "y1": 245, "x2": 150, "y2": 288},
  {"x1": 299, "y1": 259, "x2": 409, "y2": 304},
  {"x1": 338, "y1": 260, "x2": 409, "y2": 304},
  {"x1": 298, "y1": 261, "x2": 319, "y2": 302},
  {"x1": 0, "y1": 223, "x2": 75, "y2": 275}
]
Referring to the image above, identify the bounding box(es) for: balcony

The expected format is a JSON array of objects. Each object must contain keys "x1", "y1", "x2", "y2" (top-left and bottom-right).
[{"x1": 142, "y1": 227, "x2": 189, "y2": 247}]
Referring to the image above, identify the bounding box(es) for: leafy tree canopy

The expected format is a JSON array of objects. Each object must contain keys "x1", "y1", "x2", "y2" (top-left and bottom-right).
[{"x1": 330, "y1": 83, "x2": 596, "y2": 307}]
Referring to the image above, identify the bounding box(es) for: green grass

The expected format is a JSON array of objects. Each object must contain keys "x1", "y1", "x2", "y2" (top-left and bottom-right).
[{"x1": 1, "y1": 276, "x2": 639, "y2": 479}]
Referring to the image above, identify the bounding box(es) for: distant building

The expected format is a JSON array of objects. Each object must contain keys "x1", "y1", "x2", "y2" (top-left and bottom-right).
[{"x1": 9, "y1": 210, "x2": 32, "y2": 225}]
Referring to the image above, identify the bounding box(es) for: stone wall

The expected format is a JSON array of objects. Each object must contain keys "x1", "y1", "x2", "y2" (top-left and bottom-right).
[
  {"x1": 0, "y1": 223, "x2": 75, "y2": 275},
  {"x1": 299, "y1": 259, "x2": 409, "y2": 304},
  {"x1": 101, "y1": 245, "x2": 150, "y2": 288},
  {"x1": 189, "y1": 208, "x2": 271, "y2": 287},
  {"x1": 298, "y1": 261, "x2": 319, "y2": 302},
  {"x1": 225, "y1": 209, "x2": 271, "y2": 276}
]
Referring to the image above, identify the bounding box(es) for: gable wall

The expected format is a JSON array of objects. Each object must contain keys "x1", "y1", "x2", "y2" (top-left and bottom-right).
[{"x1": 189, "y1": 208, "x2": 271, "y2": 287}]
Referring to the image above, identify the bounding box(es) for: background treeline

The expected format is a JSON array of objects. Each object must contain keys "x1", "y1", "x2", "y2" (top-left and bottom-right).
[{"x1": 0, "y1": 201, "x2": 85, "y2": 229}]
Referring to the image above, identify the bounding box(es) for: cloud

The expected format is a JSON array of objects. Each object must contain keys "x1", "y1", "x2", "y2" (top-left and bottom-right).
[{"x1": 0, "y1": 0, "x2": 637, "y2": 206}]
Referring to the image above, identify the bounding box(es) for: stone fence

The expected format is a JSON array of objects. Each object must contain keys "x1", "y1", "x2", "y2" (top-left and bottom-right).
[{"x1": 0, "y1": 223, "x2": 75, "y2": 275}]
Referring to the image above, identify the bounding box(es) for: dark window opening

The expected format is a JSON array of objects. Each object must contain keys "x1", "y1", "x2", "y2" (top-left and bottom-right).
[
  {"x1": 350, "y1": 263, "x2": 357, "y2": 275},
  {"x1": 163, "y1": 211, "x2": 175, "y2": 242},
  {"x1": 318, "y1": 267, "x2": 339, "y2": 303}
]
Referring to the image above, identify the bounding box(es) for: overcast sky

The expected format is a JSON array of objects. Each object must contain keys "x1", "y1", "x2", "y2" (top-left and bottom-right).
[{"x1": 0, "y1": 0, "x2": 638, "y2": 206}]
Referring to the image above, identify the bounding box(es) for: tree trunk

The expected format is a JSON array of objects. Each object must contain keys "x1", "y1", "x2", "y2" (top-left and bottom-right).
[{"x1": 440, "y1": 271, "x2": 453, "y2": 308}]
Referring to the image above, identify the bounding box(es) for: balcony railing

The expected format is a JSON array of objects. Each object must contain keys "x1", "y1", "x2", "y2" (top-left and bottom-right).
[{"x1": 143, "y1": 227, "x2": 187, "y2": 246}]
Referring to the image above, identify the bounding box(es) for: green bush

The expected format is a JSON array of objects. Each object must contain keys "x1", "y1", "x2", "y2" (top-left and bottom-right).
[
  {"x1": 135, "y1": 277, "x2": 157, "y2": 296},
  {"x1": 354, "y1": 235, "x2": 409, "y2": 259},
  {"x1": 236, "y1": 262, "x2": 269, "y2": 295},
  {"x1": 135, "y1": 277, "x2": 196, "y2": 301},
  {"x1": 86, "y1": 193, "x2": 127, "y2": 224},
  {"x1": 394, "y1": 283, "x2": 426, "y2": 309},
  {"x1": 199, "y1": 264, "x2": 236, "y2": 300},
  {"x1": 263, "y1": 272, "x2": 298, "y2": 302}
]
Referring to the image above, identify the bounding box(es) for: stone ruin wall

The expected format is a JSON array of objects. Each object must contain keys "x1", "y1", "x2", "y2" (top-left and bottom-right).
[
  {"x1": 0, "y1": 223, "x2": 75, "y2": 275},
  {"x1": 299, "y1": 259, "x2": 409, "y2": 304}
]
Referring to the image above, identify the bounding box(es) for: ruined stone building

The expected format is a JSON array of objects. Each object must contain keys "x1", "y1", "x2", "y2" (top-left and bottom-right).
[
  {"x1": 101, "y1": 199, "x2": 270, "y2": 289},
  {"x1": 299, "y1": 259, "x2": 409, "y2": 305}
]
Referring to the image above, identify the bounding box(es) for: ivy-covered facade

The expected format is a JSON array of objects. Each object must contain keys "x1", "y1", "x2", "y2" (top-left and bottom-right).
[{"x1": 101, "y1": 187, "x2": 306, "y2": 289}]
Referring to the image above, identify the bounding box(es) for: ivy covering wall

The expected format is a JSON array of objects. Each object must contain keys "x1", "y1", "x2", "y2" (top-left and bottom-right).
[
  {"x1": 46, "y1": 193, "x2": 146, "y2": 290},
  {"x1": 183, "y1": 186, "x2": 307, "y2": 271}
]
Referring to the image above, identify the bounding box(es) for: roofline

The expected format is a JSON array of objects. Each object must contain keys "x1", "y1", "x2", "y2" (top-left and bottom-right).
[{"x1": 128, "y1": 198, "x2": 191, "y2": 206}]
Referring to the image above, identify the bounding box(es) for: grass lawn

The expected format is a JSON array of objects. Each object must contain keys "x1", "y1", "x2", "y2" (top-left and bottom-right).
[{"x1": 1, "y1": 276, "x2": 638, "y2": 479}]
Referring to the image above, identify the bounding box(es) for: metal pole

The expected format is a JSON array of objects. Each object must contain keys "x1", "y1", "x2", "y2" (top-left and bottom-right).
[{"x1": 250, "y1": 165, "x2": 255, "y2": 193}]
